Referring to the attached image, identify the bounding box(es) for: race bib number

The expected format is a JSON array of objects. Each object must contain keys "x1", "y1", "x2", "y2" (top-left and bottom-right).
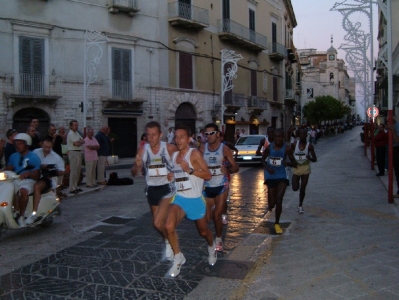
[
  {"x1": 175, "y1": 176, "x2": 193, "y2": 191},
  {"x1": 209, "y1": 165, "x2": 223, "y2": 176},
  {"x1": 269, "y1": 156, "x2": 282, "y2": 166},
  {"x1": 148, "y1": 164, "x2": 168, "y2": 177},
  {"x1": 295, "y1": 153, "x2": 305, "y2": 161}
]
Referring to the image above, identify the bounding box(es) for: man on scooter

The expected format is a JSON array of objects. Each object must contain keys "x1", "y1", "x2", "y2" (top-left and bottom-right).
[
  {"x1": 5, "y1": 133, "x2": 41, "y2": 227},
  {"x1": 29, "y1": 137, "x2": 65, "y2": 224}
]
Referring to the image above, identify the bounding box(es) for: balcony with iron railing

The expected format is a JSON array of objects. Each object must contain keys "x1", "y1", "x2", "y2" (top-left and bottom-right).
[
  {"x1": 112, "y1": 80, "x2": 132, "y2": 100},
  {"x1": 247, "y1": 96, "x2": 268, "y2": 111},
  {"x1": 269, "y1": 42, "x2": 287, "y2": 61},
  {"x1": 284, "y1": 88, "x2": 297, "y2": 105},
  {"x1": 168, "y1": 2, "x2": 209, "y2": 29},
  {"x1": 108, "y1": 0, "x2": 139, "y2": 16},
  {"x1": 225, "y1": 93, "x2": 246, "y2": 107},
  {"x1": 5, "y1": 73, "x2": 63, "y2": 103},
  {"x1": 218, "y1": 19, "x2": 267, "y2": 52}
]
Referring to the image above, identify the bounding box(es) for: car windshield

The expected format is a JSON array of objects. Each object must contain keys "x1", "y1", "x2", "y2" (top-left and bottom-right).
[{"x1": 236, "y1": 136, "x2": 264, "y2": 146}]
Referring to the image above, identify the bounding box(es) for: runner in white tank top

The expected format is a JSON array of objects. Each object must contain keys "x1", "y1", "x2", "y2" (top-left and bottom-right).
[
  {"x1": 164, "y1": 126, "x2": 217, "y2": 278},
  {"x1": 291, "y1": 128, "x2": 317, "y2": 214},
  {"x1": 131, "y1": 122, "x2": 178, "y2": 262},
  {"x1": 200, "y1": 123, "x2": 239, "y2": 252}
]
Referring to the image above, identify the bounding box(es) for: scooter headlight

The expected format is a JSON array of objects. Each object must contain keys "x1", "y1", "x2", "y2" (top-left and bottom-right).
[{"x1": 0, "y1": 172, "x2": 8, "y2": 181}]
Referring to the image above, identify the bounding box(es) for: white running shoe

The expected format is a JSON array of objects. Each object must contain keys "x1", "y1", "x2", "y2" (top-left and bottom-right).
[
  {"x1": 25, "y1": 211, "x2": 37, "y2": 225},
  {"x1": 165, "y1": 240, "x2": 174, "y2": 261},
  {"x1": 208, "y1": 242, "x2": 217, "y2": 266},
  {"x1": 168, "y1": 252, "x2": 186, "y2": 277},
  {"x1": 298, "y1": 206, "x2": 304, "y2": 214},
  {"x1": 222, "y1": 214, "x2": 228, "y2": 224},
  {"x1": 17, "y1": 216, "x2": 26, "y2": 227}
]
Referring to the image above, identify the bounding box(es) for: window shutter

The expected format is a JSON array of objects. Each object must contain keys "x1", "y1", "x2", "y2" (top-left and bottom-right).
[
  {"x1": 19, "y1": 37, "x2": 44, "y2": 95},
  {"x1": 222, "y1": 0, "x2": 230, "y2": 20},
  {"x1": 249, "y1": 9, "x2": 255, "y2": 31},
  {"x1": 112, "y1": 48, "x2": 132, "y2": 99},
  {"x1": 251, "y1": 70, "x2": 257, "y2": 96},
  {"x1": 273, "y1": 77, "x2": 278, "y2": 101},
  {"x1": 272, "y1": 22, "x2": 277, "y2": 43},
  {"x1": 263, "y1": 72, "x2": 268, "y2": 93},
  {"x1": 179, "y1": 52, "x2": 193, "y2": 89}
]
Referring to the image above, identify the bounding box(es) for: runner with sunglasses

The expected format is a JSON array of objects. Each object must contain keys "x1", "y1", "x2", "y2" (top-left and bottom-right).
[{"x1": 200, "y1": 123, "x2": 239, "y2": 252}]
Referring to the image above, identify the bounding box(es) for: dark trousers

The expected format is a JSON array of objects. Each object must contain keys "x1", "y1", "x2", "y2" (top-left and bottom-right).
[
  {"x1": 394, "y1": 147, "x2": 399, "y2": 193},
  {"x1": 376, "y1": 146, "x2": 386, "y2": 175}
]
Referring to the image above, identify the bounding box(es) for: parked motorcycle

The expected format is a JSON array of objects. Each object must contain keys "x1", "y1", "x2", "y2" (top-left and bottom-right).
[{"x1": 0, "y1": 170, "x2": 61, "y2": 237}]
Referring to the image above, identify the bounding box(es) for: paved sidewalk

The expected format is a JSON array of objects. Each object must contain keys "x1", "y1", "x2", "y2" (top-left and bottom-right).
[{"x1": 226, "y1": 128, "x2": 399, "y2": 300}]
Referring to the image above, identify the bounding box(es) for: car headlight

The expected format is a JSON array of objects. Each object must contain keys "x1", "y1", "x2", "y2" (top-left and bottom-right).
[
  {"x1": 0, "y1": 172, "x2": 8, "y2": 181},
  {"x1": 232, "y1": 150, "x2": 237, "y2": 155}
]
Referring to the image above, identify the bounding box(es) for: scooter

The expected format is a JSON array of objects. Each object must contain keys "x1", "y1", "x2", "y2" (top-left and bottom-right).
[{"x1": 0, "y1": 170, "x2": 61, "y2": 237}]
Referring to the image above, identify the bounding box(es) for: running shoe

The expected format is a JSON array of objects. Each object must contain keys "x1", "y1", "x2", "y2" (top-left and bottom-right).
[
  {"x1": 215, "y1": 237, "x2": 223, "y2": 252},
  {"x1": 274, "y1": 224, "x2": 283, "y2": 234},
  {"x1": 222, "y1": 214, "x2": 228, "y2": 224},
  {"x1": 298, "y1": 206, "x2": 304, "y2": 214},
  {"x1": 208, "y1": 242, "x2": 217, "y2": 266},
  {"x1": 17, "y1": 216, "x2": 26, "y2": 227},
  {"x1": 165, "y1": 240, "x2": 174, "y2": 261},
  {"x1": 25, "y1": 211, "x2": 38, "y2": 225},
  {"x1": 168, "y1": 252, "x2": 186, "y2": 277}
]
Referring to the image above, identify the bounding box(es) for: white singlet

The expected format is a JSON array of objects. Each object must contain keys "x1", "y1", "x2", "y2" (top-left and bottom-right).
[
  {"x1": 294, "y1": 141, "x2": 310, "y2": 165},
  {"x1": 172, "y1": 148, "x2": 204, "y2": 198},
  {"x1": 142, "y1": 142, "x2": 173, "y2": 186}
]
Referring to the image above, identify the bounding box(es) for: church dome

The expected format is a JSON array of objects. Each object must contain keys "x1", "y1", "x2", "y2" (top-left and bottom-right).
[{"x1": 327, "y1": 45, "x2": 337, "y2": 53}]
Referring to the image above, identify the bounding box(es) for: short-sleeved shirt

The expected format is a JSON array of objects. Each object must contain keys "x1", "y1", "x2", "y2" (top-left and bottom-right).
[
  {"x1": 8, "y1": 151, "x2": 41, "y2": 175},
  {"x1": 67, "y1": 130, "x2": 83, "y2": 151},
  {"x1": 84, "y1": 137, "x2": 99, "y2": 161},
  {"x1": 95, "y1": 131, "x2": 110, "y2": 156},
  {"x1": 33, "y1": 148, "x2": 65, "y2": 188}
]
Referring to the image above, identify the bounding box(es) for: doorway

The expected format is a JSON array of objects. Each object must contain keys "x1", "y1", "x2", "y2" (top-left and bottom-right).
[
  {"x1": 175, "y1": 102, "x2": 196, "y2": 136},
  {"x1": 13, "y1": 107, "x2": 50, "y2": 137},
  {"x1": 108, "y1": 118, "x2": 137, "y2": 158}
]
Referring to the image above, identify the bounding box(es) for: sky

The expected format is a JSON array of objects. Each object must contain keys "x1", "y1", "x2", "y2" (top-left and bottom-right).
[{"x1": 291, "y1": 0, "x2": 379, "y2": 118}]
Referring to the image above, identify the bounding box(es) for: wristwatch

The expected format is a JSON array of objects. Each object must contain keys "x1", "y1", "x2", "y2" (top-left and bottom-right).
[{"x1": 188, "y1": 168, "x2": 194, "y2": 175}]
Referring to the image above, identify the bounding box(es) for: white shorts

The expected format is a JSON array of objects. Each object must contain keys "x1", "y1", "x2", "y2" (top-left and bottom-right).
[{"x1": 13, "y1": 179, "x2": 36, "y2": 195}]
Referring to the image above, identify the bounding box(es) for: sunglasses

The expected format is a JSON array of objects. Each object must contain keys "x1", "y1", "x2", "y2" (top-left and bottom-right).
[{"x1": 204, "y1": 131, "x2": 218, "y2": 136}]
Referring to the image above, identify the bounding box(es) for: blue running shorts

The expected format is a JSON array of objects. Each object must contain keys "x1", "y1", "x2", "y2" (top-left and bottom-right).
[{"x1": 171, "y1": 194, "x2": 206, "y2": 220}]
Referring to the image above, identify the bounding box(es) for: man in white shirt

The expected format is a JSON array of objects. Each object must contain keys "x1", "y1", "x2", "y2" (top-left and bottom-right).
[
  {"x1": 29, "y1": 137, "x2": 65, "y2": 224},
  {"x1": 167, "y1": 127, "x2": 175, "y2": 144},
  {"x1": 67, "y1": 120, "x2": 85, "y2": 194}
]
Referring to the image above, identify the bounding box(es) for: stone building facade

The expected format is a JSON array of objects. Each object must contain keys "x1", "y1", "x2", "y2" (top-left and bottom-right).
[{"x1": 0, "y1": 0, "x2": 300, "y2": 157}]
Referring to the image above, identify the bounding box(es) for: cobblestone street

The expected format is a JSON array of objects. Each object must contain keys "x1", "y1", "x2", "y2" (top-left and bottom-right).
[{"x1": 1, "y1": 128, "x2": 399, "y2": 299}]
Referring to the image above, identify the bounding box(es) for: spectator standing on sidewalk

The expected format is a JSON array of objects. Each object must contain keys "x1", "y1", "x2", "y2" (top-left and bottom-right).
[
  {"x1": 84, "y1": 129, "x2": 100, "y2": 188},
  {"x1": 95, "y1": 126, "x2": 110, "y2": 185},
  {"x1": 375, "y1": 124, "x2": 388, "y2": 176},
  {"x1": 67, "y1": 120, "x2": 84, "y2": 194},
  {"x1": 167, "y1": 127, "x2": 174, "y2": 144},
  {"x1": 46, "y1": 124, "x2": 63, "y2": 158},
  {"x1": 4, "y1": 129, "x2": 18, "y2": 165},
  {"x1": 26, "y1": 126, "x2": 41, "y2": 151},
  {"x1": 310, "y1": 127, "x2": 317, "y2": 144}
]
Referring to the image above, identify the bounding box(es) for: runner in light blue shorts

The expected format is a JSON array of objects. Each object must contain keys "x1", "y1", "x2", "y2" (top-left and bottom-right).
[{"x1": 171, "y1": 194, "x2": 206, "y2": 220}]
